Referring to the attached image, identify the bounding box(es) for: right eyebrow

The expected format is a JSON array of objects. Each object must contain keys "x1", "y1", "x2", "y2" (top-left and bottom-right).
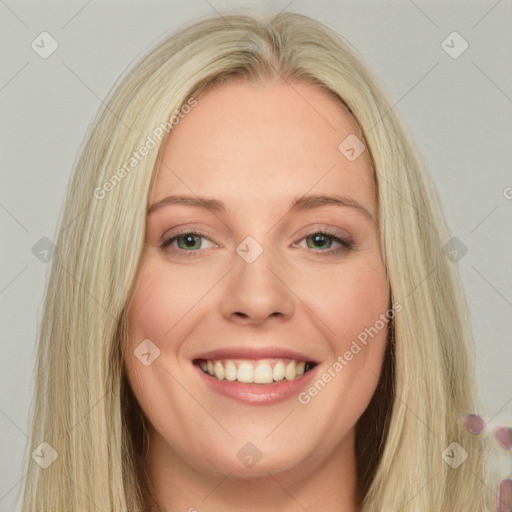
[{"x1": 148, "y1": 195, "x2": 224, "y2": 215}]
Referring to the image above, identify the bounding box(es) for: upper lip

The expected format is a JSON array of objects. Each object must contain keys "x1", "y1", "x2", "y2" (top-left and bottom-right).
[{"x1": 191, "y1": 346, "x2": 320, "y2": 363}]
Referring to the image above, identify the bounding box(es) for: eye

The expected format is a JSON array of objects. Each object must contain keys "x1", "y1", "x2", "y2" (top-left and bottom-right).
[
  {"x1": 159, "y1": 230, "x2": 216, "y2": 257},
  {"x1": 295, "y1": 228, "x2": 353, "y2": 256}
]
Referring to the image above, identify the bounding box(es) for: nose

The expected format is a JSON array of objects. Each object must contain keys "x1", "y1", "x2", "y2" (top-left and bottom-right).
[{"x1": 219, "y1": 244, "x2": 295, "y2": 326}]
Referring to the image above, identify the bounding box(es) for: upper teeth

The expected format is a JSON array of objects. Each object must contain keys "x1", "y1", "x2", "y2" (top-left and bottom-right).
[{"x1": 198, "y1": 359, "x2": 309, "y2": 383}]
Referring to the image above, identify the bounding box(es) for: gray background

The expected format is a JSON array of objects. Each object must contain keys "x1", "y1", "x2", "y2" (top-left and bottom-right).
[{"x1": 1, "y1": 1, "x2": 511, "y2": 510}]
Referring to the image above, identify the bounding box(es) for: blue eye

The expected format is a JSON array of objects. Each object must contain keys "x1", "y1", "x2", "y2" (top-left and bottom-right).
[{"x1": 159, "y1": 229, "x2": 353, "y2": 257}]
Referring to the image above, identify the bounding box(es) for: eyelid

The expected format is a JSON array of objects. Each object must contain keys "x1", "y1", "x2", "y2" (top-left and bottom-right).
[
  {"x1": 298, "y1": 223, "x2": 352, "y2": 240},
  {"x1": 159, "y1": 225, "x2": 219, "y2": 246}
]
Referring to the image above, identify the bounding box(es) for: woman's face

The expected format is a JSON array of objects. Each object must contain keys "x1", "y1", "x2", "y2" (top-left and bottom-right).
[{"x1": 124, "y1": 80, "x2": 390, "y2": 479}]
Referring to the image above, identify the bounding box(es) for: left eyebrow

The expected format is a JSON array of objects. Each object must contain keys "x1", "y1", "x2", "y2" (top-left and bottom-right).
[
  {"x1": 147, "y1": 193, "x2": 375, "y2": 222},
  {"x1": 288, "y1": 194, "x2": 375, "y2": 222}
]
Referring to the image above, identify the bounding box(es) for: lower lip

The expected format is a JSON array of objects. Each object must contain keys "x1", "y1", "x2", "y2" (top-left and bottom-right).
[{"x1": 193, "y1": 363, "x2": 319, "y2": 405}]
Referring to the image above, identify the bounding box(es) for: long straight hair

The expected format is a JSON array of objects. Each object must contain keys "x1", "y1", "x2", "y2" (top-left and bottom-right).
[{"x1": 19, "y1": 10, "x2": 493, "y2": 511}]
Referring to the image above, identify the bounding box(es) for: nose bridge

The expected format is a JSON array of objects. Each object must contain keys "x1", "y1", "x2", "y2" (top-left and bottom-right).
[{"x1": 220, "y1": 234, "x2": 295, "y2": 323}]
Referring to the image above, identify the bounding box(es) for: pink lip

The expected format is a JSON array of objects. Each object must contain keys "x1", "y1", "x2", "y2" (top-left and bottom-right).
[
  {"x1": 193, "y1": 363, "x2": 319, "y2": 405},
  {"x1": 191, "y1": 346, "x2": 319, "y2": 364}
]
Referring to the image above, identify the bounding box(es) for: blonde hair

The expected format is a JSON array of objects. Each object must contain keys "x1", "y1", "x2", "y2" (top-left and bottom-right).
[{"x1": 19, "y1": 10, "x2": 494, "y2": 511}]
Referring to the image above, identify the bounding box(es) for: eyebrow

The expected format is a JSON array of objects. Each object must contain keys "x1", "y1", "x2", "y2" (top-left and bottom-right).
[{"x1": 147, "y1": 194, "x2": 375, "y2": 221}]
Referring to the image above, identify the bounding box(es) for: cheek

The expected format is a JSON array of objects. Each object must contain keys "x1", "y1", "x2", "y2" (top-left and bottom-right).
[
  {"x1": 123, "y1": 260, "x2": 183, "y2": 408},
  {"x1": 128, "y1": 277, "x2": 172, "y2": 341},
  {"x1": 344, "y1": 264, "x2": 389, "y2": 343},
  {"x1": 307, "y1": 255, "x2": 390, "y2": 344},
  {"x1": 126, "y1": 257, "x2": 202, "y2": 342},
  {"x1": 123, "y1": 260, "x2": 200, "y2": 441},
  {"x1": 296, "y1": 256, "x2": 390, "y2": 419}
]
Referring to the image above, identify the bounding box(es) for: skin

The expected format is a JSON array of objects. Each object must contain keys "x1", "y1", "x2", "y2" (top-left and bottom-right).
[{"x1": 124, "y1": 80, "x2": 390, "y2": 512}]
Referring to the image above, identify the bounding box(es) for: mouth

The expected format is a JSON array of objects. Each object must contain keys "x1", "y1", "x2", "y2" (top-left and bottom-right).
[
  {"x1": 191, "y1": 346, "x2": 321, "y2": 405},
  {"x1": 193, "y1": 358, "x2": 318, "y2": 384}
]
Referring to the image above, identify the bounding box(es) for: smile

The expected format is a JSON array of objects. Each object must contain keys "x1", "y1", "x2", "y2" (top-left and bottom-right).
[{"x1": 194, "y1": 358, "x2": 317, "y2": 384}]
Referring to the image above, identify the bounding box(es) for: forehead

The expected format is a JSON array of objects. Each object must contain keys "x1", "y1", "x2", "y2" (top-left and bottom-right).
[{"x1": 150, "y1": 80, "x2": 375, "y2": 214}]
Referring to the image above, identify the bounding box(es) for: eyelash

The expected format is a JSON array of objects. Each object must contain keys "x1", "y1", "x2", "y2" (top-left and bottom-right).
[{"x1": 159, "y1": 228, "x2": 353, "y2": 258}]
